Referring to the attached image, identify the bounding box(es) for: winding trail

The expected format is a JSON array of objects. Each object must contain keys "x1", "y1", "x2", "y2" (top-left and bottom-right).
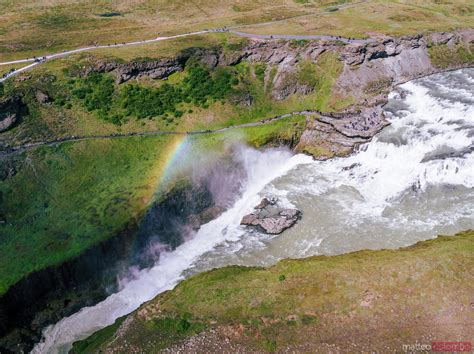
[
  {"x1": 0, "y1": 109, "x2": 376, "y2": 157},
  {"x1": 0, "y1": 31, "x2": 208, "y2": 82},
  {"x1": 0, "y1": 111, "x2": 310, "y2": 157},
  {"x1": 228, "y1": 30, "x2": 370, "y2": 44},
  {"x1": 0, "y1": 1, "x2": 372, "y2": 83}
]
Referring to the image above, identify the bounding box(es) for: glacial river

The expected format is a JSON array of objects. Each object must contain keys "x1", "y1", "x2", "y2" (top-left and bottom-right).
[{"x1": 34, "y1": 69, "x2": 474, "y2": 353}]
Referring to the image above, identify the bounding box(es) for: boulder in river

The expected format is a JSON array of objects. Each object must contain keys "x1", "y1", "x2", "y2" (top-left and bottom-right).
[{"x1": 241, "y1": 198, "x2": 301, "y2": 234}]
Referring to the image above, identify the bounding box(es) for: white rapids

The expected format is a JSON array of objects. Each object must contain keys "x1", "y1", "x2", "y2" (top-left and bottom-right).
[
  {"x1": 32, "y1": 148, "x2": 313, "y2": 353},
  {"x1": 33, "y1": 69, "x2": 473, "y2": 353}
]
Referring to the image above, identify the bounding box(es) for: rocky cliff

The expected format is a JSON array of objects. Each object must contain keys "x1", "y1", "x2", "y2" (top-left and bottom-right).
[{"x1": 83, "y1": 29, "x2": 473, "y2": 159}]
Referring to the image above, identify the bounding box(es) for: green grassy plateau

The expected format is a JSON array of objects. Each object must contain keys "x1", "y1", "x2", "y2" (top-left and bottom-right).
[
  {"x1": 73, "y1": 230, "x2": 474, "y2": 353},
  {"x1": 1, "y1": 0, "x2": 472, "y2": 62}
]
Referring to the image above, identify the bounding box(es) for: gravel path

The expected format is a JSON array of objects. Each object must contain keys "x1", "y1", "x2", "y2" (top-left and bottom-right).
[
  {"x1": 0, "y1": 111, "x2": 321, "y2": 157},
  {"x1": 0, "y1": 2, "x2": 371, "y2": 82}
]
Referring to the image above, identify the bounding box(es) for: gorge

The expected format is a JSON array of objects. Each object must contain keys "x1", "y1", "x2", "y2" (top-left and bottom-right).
[
  {"x1": 33, "y1": 67, "x2": 474, "y2": 353},
  {"x1": 0, "y1": 14, "x2": 473, "y2": 351}
]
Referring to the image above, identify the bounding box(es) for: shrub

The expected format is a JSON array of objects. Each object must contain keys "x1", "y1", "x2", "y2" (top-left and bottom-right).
[{"x1": 71, "y1": 65, "x2": 237, "y2": 125}]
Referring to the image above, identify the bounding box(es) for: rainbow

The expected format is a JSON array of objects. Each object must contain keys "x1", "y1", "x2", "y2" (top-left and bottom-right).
[{"x1": 154, "y1": 134, "x2": 193, "y2": 192}]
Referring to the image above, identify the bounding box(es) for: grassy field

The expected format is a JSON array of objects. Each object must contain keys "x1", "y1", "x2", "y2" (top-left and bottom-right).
[
  {"x1": 1, "y1": 0, "x2": 472, "y2": 62},
  {"x1": 0, "y1": 136, "x2": 173, "y2": 294},
  {"x1": 73, "y1": 229, "x2": 474, "y2": 353},
  {"x1": 0, "y1": 0, "x2": 340, "y2": 62},
  {"x1": 241, "y1": 0, "x2": 474, "y2": 38}
]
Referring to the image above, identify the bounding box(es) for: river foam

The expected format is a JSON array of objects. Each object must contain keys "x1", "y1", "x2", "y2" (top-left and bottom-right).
[{"x1": 33, "y1": 69, "x2": 473, "y2": 353}]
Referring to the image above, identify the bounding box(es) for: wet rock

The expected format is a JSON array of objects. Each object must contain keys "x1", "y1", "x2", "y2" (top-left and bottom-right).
[
  {"x1": 241, "y1": 198, "x2": 301, "y2": 234},
  {"x1": 255, "y1": 197, "x2": 277, "y2": 210},
  {"x1": 342, "y1": 163, "x2": 361, "y2": 171},
  {"x1": 187, "y1": 205, "x2": 226, "y2": 231}
]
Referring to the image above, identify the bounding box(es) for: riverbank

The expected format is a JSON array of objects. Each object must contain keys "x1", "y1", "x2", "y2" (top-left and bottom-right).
[{"x1": 72, "y1": 229, "x2": 474, "y2": 353}]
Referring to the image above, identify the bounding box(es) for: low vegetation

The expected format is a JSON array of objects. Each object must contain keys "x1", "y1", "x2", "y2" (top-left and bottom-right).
[
  {"x1": 2, "y1": 1, "x2": 472, "y2": 62},
  {"x1": 72, "y1": 230, "x2": 474, "y2": 352},
  {"x1": 428, "y1": 43, "x2": 474, "y2": 69},
  {"x1": 363, "y1": 77, "x2": 393, "y2": 95},
  {"x1": 0, "y1": 113, "x2": 306, "y2": 295},
  {"x1": 0, "y1": 43, "x2": 350, "y2": 152},
  {"x1": 69, "y1": 65, "x2": 237, "y2": 125},
  {"x1": 241, "y1": 1, "x2": 474, "y2": 39},
  {"x1": 0, "y1": 136, "x2": 172, "y2": 294}
]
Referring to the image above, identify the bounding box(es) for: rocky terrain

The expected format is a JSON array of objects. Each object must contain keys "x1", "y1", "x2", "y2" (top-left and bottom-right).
[
  {"x1": 51, "y1": 29, "x2": 474, "y2": 160},
  {"x1": 241, "y1": 197, "x2": 301, "y2": 234}
]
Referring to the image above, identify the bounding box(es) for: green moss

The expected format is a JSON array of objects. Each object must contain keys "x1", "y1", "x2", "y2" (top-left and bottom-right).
[{"x1": 428, "y1": 43, "x2": 474, "y2": 68}]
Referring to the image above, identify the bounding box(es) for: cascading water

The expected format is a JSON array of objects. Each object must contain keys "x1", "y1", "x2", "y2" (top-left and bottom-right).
[
  {"x1": 33, "y1": 68, "x2": 473, "y2": 353},
  {"x1": 194, "y1": 68, "x2": 474, "y2": 266},
  {"x1": 32, "y1": 147, "x2": 312, "y2": 354}
]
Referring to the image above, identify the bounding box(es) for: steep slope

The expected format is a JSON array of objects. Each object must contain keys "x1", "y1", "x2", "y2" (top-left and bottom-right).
[{"x1": 73, "y1": 230, "x2": 474, "y2": 353}]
